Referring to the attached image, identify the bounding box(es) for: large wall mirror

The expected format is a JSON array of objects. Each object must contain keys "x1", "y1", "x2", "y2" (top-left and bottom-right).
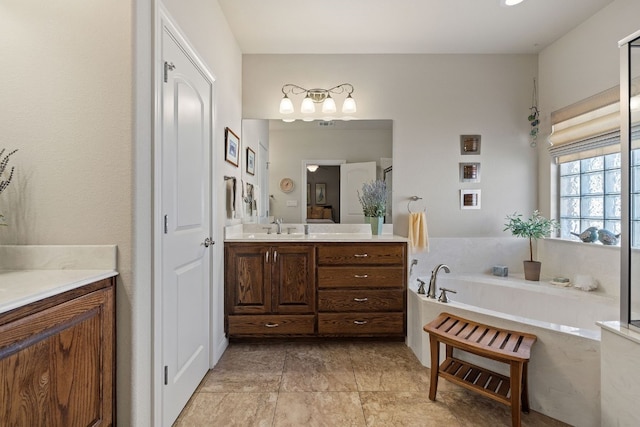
[{"x1": 242, "y1": 119, "x2": 392, "y2": 225}]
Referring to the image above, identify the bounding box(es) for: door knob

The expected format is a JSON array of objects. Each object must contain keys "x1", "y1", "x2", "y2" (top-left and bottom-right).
[{"x1": 203, "y1": 237, "x2": 214, "y2": 247}]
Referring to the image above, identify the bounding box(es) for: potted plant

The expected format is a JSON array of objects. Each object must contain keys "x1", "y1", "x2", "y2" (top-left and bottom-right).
[
  {"x1": 357, "y1": 179, "x2": 387, "y2": 235},
  {"x1": 504, "y1": 210, "x2": 558, "y2": 281}
]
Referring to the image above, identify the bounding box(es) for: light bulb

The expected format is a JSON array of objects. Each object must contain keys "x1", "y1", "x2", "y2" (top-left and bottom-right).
[
  {"x1": 307, "y1": 164, "x2": 319, "y2": 172},
  {"x1": 322, "y1": 95, "x2": 336, "y2": 114},
  {"x1": 279, "y1": 95, "x2": 294, "y2": 114},
  {"x1": 342, "y1": 94, "x2": 357, "y2": 114},
  {"x1": 301, "y1": 95, "x2": 315, "y2": 114}
]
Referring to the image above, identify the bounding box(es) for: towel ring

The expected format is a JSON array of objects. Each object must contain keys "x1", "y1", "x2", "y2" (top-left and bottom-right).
[{"x1": 408, "y1": 196, "x2": 426, "y2": 213}]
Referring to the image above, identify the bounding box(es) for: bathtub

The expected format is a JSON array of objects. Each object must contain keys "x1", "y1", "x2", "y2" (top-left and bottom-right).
[{"x1": 407, "y1": 274, "x2": 618, "y2": 427}]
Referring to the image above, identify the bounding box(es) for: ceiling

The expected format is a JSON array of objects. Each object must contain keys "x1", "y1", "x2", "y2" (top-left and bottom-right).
[{"x1": 218, "y1": 0, "x2": 613, "y2": 54}]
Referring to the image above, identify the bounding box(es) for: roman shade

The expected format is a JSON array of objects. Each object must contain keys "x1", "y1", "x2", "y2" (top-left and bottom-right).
[{"x1": 549, "y1": 80, "x2": 640, "y2": 163}]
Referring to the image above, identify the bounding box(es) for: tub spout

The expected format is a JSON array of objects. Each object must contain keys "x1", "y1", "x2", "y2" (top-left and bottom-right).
[{"x1": 427, "y1": 264, "x2": 450, "y2": 299}]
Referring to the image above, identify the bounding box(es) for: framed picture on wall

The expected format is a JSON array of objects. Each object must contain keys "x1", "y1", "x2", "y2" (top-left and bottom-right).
[
  {"x1": 460, "y1": 134, "x2": 481, "y2": 155},
  {"x1": 315, "y1": 183, "x2": 327, "y2": 205},
  {"x1": 460, "y1": 189, "x2": 481, "y2": 209},
  {"x1": 459, "y1": 162, "x2": 481, "y2": 182},
  {"x1": 246, "y1": 147, "x2": 255, "y2": 175},
  {"x1": 225, "y1": 127, "x2": 240, "y2": 167}
]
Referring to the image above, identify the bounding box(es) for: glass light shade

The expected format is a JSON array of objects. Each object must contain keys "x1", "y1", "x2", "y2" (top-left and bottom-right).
[
  {"x1": 342, "y1": 95, "x2": 357, "y2": 114},
  {"x1": 502, "y1": 0, "x2": 524, "y2": 5},
  {"x1": 306, "y1": 164, "x2": 319, "y2": 172},
  {"x1": 322, "y1": 96, "x2": 336, "y2": 114},
  {"x1": 282, "y1": 117, "x2": 296, "y2": 123},
  {"x1": 301, "y1": 96, "x2": 315, "y2": 114},
  {"x1": 279, "y1": 95, "x2": 294, "y2": 114}
]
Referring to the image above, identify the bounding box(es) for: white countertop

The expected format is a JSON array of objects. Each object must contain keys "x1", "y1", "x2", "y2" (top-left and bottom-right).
[
  {"x1": 224, "y1": 223, "x2": 408, "y2": 243},
  {"x1": 0, "y1": 269, "x2": 118, "y2": 314},
  {"x1": 0, "y1": 245, "x2": 118, "y2": 315}
]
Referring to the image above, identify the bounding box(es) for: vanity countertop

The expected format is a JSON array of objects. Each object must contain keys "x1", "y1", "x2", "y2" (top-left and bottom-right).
[
  {"x1": 0, "y1": 269, "x2": 118, "y2": 314},
  {"x1": 0, "y1": 245, "x2": 118, "y2": 315},
  {"x1": 224, "y1": 223, "x2": 408, "y2": 243}
]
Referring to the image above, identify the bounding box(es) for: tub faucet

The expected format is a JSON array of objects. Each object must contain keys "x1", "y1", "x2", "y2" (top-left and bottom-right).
[{"x1": 427, "y1": 264, "x2": 450, "y2": 299}]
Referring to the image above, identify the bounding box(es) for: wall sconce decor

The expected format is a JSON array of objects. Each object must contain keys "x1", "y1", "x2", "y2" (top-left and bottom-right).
[{"x1": 279, "y1": 83, "x2": 356, "y2": 117}]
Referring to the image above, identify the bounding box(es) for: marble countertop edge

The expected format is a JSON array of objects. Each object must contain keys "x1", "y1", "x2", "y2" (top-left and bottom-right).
[{"x1": 597, "y1": 320, "x2": 640, "y2": 345}]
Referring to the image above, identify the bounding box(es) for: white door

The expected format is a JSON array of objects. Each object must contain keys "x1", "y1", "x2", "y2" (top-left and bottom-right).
[
  {"x1": 259, "y1": 142, "x2": 269, "y2": 219},
  {"x1": 340, "y1": 161, "x2": 376, "y2": 223},
  {"x1": 161, "y1": 27, "x2": 212, "y2": 426}
]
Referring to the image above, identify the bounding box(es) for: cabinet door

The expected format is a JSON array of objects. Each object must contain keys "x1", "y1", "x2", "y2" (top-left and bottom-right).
[
  {"x1": 0, "y1": 286, "x2": 114, "y2": 426},
  {"x1": 271, "y1": 245, "x2": 315, "y2": 313},
  {"x1": 226, "y1": 244, "x2": 271, "y2": 314}
]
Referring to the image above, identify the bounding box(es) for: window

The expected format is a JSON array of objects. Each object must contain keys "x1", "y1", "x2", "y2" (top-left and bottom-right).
[{"x1": 559, "y1": 152, "x2": 622, "y2": 242}]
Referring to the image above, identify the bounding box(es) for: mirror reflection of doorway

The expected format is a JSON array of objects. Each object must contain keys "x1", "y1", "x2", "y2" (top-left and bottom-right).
[{"x1": 306, "y1": 165, "x2": 340, "y2": 223}]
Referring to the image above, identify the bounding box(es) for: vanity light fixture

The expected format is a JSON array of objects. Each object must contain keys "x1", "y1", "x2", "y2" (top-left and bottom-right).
[
  {"x1": 306, "y1": 164, "x2": 319, "y2": 172},
  {"x1": 279, "y1": 83, "x2": 357, "y2": 116},
  {"x1": 501, "y1": 0, "x2": 525, "y2": 6}
]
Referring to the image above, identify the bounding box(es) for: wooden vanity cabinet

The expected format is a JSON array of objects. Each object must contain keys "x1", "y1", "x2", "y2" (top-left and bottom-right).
[
  {"x1": 0, "y1": 277, "x2": 115, "y2": 426},
  {"x1": 225, "y1": 243, "x2": 316, "y2": 336},
  {"x1": 317, "y1": 242, "x2": 407, "y2": 337}
]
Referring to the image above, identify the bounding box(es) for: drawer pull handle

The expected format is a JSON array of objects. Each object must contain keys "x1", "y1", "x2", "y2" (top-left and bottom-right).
[
  {"x1": 264, "y1": 322, "x2": 279, "y2": 328},
  {"x1": 354, "y1": 320, "x2": 368, "y2": 325},
  {"x1": 354, "y1": 253, "x2": 368, "y2": 258},
  {"x1": 353, "y1": 297, "x2": 368, "y2": 302},
  {"x1": 354, "y1": 274, "x2": 368, "y2": 279}
]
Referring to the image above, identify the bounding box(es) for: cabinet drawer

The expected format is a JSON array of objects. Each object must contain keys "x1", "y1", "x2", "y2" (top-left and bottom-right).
[
  {"x1": 318, "y1": 289, "x2": 404, "y2": 312},
  {"x1": 228, "y1": 314, "x2": 315, "y2": 335},
  {"x1": 318, "y1": 312, "x2": 404, "y2": 335},
  {"x1": 318, "y1": 266, "x2": 404, "y2": 288},
  {"x1": 317, "y1": 244, "x2": 404, "y2": 266}
]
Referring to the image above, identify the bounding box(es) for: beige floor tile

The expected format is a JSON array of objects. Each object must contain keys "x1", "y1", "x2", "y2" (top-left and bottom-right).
[
  {"x1": 198, "y1": 369, "x2": 282, "y2": 393},
  {"x1": 214, "y1": 342, "x2": 288, "y2": 373},
  {"x1": 273, "y1": 392, "x2": 366, "y2": 427},
  {"x1": 440, "y1": 389, "x2": 571, "y2": 427},
  {"x1": 174, "y1": 392, "x2": 277, "y2": 427},
  {"x1": 281, "y1": 342, "x2": 357, "y2": 391},
  {"x1": 354, "y1": 365, "x2": 431, "y2": 392},
  {"x1": 359, "y1": 391, "x2": 461, "y2": 427}
]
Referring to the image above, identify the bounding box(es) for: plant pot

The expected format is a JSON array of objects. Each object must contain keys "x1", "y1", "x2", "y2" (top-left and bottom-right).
[
  {"x1": 370, "y1": 216, "x2": 384, "y2": 235},
  {"x1": 523, "y1": 260, "x2": 541, "y2": 281},
  {"x1": 364, "y1": 216, "x2": 371, "y2": 224}
]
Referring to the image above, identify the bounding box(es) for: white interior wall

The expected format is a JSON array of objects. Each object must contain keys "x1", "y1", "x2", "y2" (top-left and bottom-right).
[
  {"x1": 268, "y1": 126, "x2": 392, "y2": 223},
  {"x1": 0, "y1": 0, "x2": 135, "y2": 423},
  {"x1": 243, "y1": 54, "x2": 538, "y2": 237}
]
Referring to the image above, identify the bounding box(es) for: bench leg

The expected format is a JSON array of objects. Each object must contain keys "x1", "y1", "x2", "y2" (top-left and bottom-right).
[
  {"x1": 428, "y1": 334, "x2": 440, "y2": 401},
  {"x1": 521, "y1": 362, "x2": 530, "y2": 413},
  {"x1": 510, "y1": 362, "x2": 523, "y2": 427}
]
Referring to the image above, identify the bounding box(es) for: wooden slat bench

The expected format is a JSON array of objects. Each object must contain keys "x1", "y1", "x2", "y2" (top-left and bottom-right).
[{"x1": 423, "y1": 312, "x2": 537, "y2": 427}]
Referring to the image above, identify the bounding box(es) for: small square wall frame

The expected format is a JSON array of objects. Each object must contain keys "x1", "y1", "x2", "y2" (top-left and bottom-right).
[
  {"x1": 460, "y1": 162, "x2": 481, "y2": 183},
  {"x1": 460, "y1": 189, "x2": 481, "y2": 210},
  {"x1": 460, "y1": 135, "x2": 481, "y2": 155}
]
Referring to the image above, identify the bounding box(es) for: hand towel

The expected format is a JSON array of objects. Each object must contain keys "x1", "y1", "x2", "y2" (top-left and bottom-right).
[{"x1": 408, "y1": 212, "x2": 429, "y2": 252}]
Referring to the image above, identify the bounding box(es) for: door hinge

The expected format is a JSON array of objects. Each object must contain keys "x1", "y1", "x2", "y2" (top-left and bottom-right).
[
  {"x1": 164, "y1": 366, "x2": 168, "y2": 385},
  {"x1": 164, "y1": 215, "x2": 168, "y2": 234},
  {"x1": 163, "y1": 61, "x2": 175, "y2": 83}
]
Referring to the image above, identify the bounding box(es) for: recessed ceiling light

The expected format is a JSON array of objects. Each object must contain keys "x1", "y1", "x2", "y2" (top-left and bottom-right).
[{"x1": 501, "y1": 0, "x2": 525, "y2": 6}]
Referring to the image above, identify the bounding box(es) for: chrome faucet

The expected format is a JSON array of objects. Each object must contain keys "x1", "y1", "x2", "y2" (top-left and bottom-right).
[
  {"x1": 427, "y1": 264, "x2": 450, "y2": 299},
  {"x1": 272, "y1": 218, "x2": 283, "y2": 234}
]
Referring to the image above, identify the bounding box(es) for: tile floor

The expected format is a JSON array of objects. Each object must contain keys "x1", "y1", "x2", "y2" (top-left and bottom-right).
[{"x1": 175, "y1": 341, "x2": 569, "y2": 427}]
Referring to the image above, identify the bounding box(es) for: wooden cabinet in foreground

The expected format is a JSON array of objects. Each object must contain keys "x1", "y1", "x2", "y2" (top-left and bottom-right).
[{"x1": 0, "y1": 277, "x2": 116, "y2": 426}]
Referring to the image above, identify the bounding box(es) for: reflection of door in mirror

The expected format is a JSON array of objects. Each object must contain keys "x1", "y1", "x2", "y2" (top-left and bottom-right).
[
  {"x1": 306, "y1": 165, "x2": 340, "y2": 223},
  {"x1": 263, "y1": 119, "x2": 393, "y2": 224}
]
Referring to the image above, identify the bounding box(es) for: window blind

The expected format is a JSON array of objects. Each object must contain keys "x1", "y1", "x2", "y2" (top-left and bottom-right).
[{"x1": 549, "y1": 79, "x2": 640, "y2": 163}]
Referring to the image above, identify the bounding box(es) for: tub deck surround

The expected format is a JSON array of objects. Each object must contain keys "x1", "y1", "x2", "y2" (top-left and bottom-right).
[
  {"x1": 408, "y1": 274, "x2": 616, "y2": 427},
  {"x1": 0, "y1": 245, "x2": 118, "y2": 314}
]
